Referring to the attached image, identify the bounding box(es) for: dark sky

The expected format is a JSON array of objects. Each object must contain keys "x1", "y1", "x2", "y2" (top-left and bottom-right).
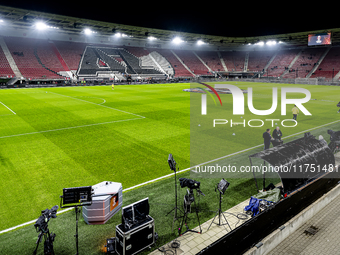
[{"x1": 0, "y1": 2, "x2": 337, "y2": 37}]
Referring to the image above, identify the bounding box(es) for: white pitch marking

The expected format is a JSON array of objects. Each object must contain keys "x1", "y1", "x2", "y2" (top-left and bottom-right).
[
  {"x1": 47, "y1": 91, "x2": 145, "y2": 119},
  {"x1": 0, "y1": 117, "x2": 143, "y2": 139},
  {"x1": 0, "y1": 101, "x2": 16, "y2": 115}
]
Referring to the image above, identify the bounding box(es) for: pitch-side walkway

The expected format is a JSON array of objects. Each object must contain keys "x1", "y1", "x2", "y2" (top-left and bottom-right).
[{"x1": 150, "y1": 198, "x2": 251, "y2": 255}]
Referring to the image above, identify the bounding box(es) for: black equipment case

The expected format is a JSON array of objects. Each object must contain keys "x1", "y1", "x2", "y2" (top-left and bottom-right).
[{"x1": 115, "y1": 216, "x2": 155, "y2": 255}]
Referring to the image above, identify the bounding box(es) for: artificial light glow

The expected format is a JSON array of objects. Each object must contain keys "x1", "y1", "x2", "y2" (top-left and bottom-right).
[
  {"x1": 255, "y1": 41, "x2": 264, "y2": 46},
  {"x1": 266, "y1": 40, "x2": 277, "y2": 46},
  {"x1": 84, "y1": 28, "x2": 93, "y2": 35},
  {"x1": 172, "y1": 37, "x2": 184, "y2": 44},
  {"x1": 148, "y1": 36, "x2": 157, "y2": 41},
  {"x1": 197, "y1": 40, "x2": 205, "y2": 45},
  {"x1": 35, "y1": 22, "x2": 48, "y2": 30},
  {"x1": 115, "y1": 33, "x2": 129, "y2": 37}
]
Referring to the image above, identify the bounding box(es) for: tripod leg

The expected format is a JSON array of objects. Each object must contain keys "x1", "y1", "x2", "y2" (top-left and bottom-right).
[
  {"x1": 75, "y1": 206, "x2": 79, "y2": 255},
  {"x1": 178, "y1": 209, "x2": 187, "y2": 236},
  {"x1": 221, "y1": 212, "x2": 232, "y2": 231},
  {"x1": 207, "y1": 210, "x2": 219, "y2": 231},
  {"x1": 33, "y1": 232, "x2": 43, "y2": 255},
  {"x1": 193, "y1": 199, "x2": 202, "y2": 234}
]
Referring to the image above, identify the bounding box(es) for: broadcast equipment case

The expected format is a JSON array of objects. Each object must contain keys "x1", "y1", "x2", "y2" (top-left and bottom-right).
[
  {"x1": 82, "y1": 181, "x2": 123, "y2": 224},
  {"x1": 115, "y1": 216, "x2": 155, "y2": 255}
]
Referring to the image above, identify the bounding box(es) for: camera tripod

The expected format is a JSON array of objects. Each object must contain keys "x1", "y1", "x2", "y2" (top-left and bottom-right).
[
  {"x1": 178, "y1": 189, "x2": 202, "y2": 236},
  {"x1": 166, "y1": 164, "x2": 183, "y2": 231},
  {"x1": 33, "y1": 227, "x2": 56, "y2": 255},
  {"x1": 207, "y1": 187, "x2": 231, "y2": 232}
]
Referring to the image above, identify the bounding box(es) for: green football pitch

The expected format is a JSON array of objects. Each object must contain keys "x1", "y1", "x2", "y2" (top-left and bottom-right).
[
  {"x1": 1, "y1": 81, "x2": 340, "y2": 234},
  {"x1": 0, "y1": 84, "x2": 191, "y2": 231}
]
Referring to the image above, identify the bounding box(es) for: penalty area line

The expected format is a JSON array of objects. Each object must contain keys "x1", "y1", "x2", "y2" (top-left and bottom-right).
[{"x1": 0, "y1": 101, "x2": 16, "y2": 115}]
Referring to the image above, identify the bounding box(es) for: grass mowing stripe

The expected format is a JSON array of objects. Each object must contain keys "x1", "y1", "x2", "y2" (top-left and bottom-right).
[
  {"x1": 0, "y1": 117, "x2": 144, "y2": 139},
  {"x1": 2, "y1": 117, "x2": 339, "y2": 235},
  {"x1": 47, "y1": 91, "x2": 146, "y2": 119}
]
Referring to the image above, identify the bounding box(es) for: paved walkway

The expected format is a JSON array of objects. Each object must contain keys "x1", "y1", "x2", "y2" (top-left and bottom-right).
[
  {"x1": 268, "y1": 189, "x2": 340, "y2": 255},
  {"x1": 150, "y1": 199, "x2": 251, "y2": 255}
]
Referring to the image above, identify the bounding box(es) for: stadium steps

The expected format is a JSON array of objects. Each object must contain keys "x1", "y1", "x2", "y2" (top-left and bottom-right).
[
  {"x1": 333, "y1": 70, "x2": 340, "y2": 81},
  {"x1": 193, "y1": 51, "x2": 212, "y2": 73},
  {"x1": 280, "y1": 49, "x2": 303, "y2": 78},
  {"x1": 141, "y1": 52, "x2": 166, "y2": 75},
  {"x1": 150, "y1": 51, "x2": 174, "y2": 77},
  {"x1": 244, "y1": 52, "x2": 249, "y2": 71},
  {"x1": 306, "y1": 47, "x2": 331, "y2": 78},
  {"x1": 49, "y1": 41, "x2": 70, "y2": 72},
  {"x1": 217, "y1": 51, "x2": 228, "y2": 71},
  {"x1": 170, "y1": 50, "x2": 195, "y2": 76},
  {"x1": 263, "y1": 53, "x2": 277, "y2": 74},
  {"x1": 33, "y1": 46, "x2": 64, "y2": 78},
  {"x1": 0, "y1": 37, "x2": 22, "y2": 79}
]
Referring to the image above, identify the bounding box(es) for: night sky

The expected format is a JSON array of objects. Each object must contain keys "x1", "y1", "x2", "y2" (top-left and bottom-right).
[{"x1": 0, "y1": 2, "x2": 337, "y2": 37}]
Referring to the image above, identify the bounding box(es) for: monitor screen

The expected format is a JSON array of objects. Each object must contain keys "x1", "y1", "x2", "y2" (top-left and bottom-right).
[
  {"x1": 62, "y1": 186, "x2": 92, "y2": 205},
  {"x1": 308, "y1": 33, "x2": 331, "y2": 46}
]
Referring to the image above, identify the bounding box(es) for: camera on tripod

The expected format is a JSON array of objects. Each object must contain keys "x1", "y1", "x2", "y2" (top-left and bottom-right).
[
  {"x1": 179, "y1": 178, "x2": 205, "y2": 196},
  {"x1": 33, "y1": 205, "x2": 58, "y2": 255}
]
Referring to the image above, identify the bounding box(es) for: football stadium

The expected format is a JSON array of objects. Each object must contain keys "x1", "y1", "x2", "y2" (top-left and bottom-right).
[{"x1": 1, "y1": 4, "x2": 340, "y2": 255}]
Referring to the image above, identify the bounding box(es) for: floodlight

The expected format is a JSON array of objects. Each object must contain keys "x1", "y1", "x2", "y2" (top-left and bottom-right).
[
  {"x1": 197, "y1": 40, "x2": 205, "y2": 45},
  {"x1": 266, "y1": 40, "x2": 277, "y2": 46},
  {"x1": 256, "y1": 41, "x2": 264, "y2": 46},
  {"x1": 35, "y1": 22, "x2": 48, "y2": 30},
  {"x1": 148, "y1": 36, "x2": 157, "y2": 41},
  {"x1": 84, "y1": 28, "x2": 93, "y2": 35},
  {"x1": 172, "y1": 37, "x2": 183, "y2": 44}
]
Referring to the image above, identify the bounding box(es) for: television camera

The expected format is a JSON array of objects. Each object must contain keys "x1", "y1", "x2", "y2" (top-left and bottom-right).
[
  {"x1": 179, "y1": 178, "x2": 205, "y2": 196},
  {"x1": 33, "y1": 205, "x2": 58, "y2": 255}
]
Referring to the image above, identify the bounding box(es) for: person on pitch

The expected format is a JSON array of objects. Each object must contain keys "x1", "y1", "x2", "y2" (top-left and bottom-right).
[
  {"x1": 263, "y1": 128, "x2": 273, "y2": 150},
  {"x1": 292, "y1": 105, "x2": 299, "y2": 121},
  {"x1": 272, "y1": 126, "x2": 282, "y2": 141},
  {"x1": 112, "y1": 84, "x2": 115, "y2": 90}
]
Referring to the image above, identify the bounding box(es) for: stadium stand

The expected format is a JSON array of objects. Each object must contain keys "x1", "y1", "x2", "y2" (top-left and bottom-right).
[
  {"x1": 220, "y1": 51, "x2": 247, "y2": 72},
  {"x1": 262, "y1": 49, "x2": 301, "y2": 78},
  {"x1": 311, "y1": 47, "x2": 340, "y2": 80},
  {"x1": 282, "y1": 48, "x2": 326, "y2": 79},
  {"x1": 247, "y1": 50, "x2": 276, "y2": 73},
  {"x1": 154, "y1": 49, "x2": 193, "y2": 77},
  {"x1": 1, "y1": 35, "x2": 340, "y2": 81},
  {"x1": 195, "y1": 50, "x2": 224, "y2": 72},
  {"x1": 172, "y1": 49, "x2": 210, "y2": 75},
  {"x1": 0, "y1": 45, "x2": 15, "y2": 78}
]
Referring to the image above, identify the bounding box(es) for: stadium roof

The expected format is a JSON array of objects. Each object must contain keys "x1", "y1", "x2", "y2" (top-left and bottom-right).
[{"x1": 0, "y1": 5, "x2": 339, "y2": 47}]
